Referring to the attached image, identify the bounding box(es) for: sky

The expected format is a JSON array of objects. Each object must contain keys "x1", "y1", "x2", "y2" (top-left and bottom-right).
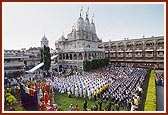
[{"x1": 3, "y1": 2, "x2": 165, "y2": 50}]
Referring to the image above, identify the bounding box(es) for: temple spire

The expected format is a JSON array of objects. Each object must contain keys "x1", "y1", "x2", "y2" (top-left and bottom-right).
[
  {"x1": 80, "y1": 6, "x2": 83, "y2": 17},
  {"x1": 86, "y1": 7, "x2": 89, "y2": 18},
  {"x1": 44, "y1": 29, "x2": 46, "y2": 37},
  {"x1": 92, "y1": 13, "x2": 94, "y2": 23}
]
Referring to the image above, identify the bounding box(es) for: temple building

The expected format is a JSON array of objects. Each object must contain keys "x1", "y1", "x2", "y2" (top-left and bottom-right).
[{"x1": 54, "y1": 7, "x2": 105, "y2": 70}]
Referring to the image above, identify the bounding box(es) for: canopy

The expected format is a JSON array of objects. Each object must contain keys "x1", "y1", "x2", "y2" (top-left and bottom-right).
[
  {"x1": 25, "y1": 62, "x2": 44, "y2": 73},
  {"x1": 25, "y1": 55, "x2": 58, "y2": 73}
]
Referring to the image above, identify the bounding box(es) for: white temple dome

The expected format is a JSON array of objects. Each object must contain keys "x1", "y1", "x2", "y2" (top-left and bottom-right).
[
  {"x1": 77, "y1": 16, "x2": 85, "y2": 31},
  {"x1": 90, "y1": 21, "x2": 96, "y2": 34},
  {"x1": 58, "y1": 35, "x2": 66, "y2": 42},
  {"x1": 41, "y1": 34, "x2": 48, "y2": 41}
]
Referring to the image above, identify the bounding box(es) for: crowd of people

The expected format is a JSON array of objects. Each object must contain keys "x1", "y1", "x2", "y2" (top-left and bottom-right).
[
  {"x1": 6, "y1": 64, "x2": 148, "y2": 111},
  {"x1": 154, "y1": 71, "x2": 164, "y2": 86},
  {"x1": 87, "y1": 66, "x2": 146, "y2": 111},
  {"x1": 41, "y1": 66, "x2": 146, "y2": 111}
]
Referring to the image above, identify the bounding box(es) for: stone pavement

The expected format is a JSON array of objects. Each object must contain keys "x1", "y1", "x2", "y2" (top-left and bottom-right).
[{"x1": 156, "y1": 85, "x2": 164, "y2": 111}]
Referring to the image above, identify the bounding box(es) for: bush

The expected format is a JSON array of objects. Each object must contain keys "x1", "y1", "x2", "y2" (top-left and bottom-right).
[
  {"x1": 5, "y1": 92, "x2": 17, "y2": 105},
  {"x1": 138, "y1": 69, "x2": 150, "y2": 111},
  {"x1": 57, "y1": 107, "x2": 63, "y2": 111},
  {"x1": 15, "y1": 106, "x2": 25, "y2": 111},
  {"x1": 144, "y1": 70, "x2": 156, "y2": 111},
  {"x1": 83, "y1": 58, "x2": 110, "y2": 71}
]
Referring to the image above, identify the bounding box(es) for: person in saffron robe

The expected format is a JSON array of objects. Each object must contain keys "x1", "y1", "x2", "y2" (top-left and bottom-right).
[
  {"x1": 46, "y1": 83, "x2": 50, "y2": 93},
  {"x1": 44, "y1": 91, "x2": 49, "y2": 105}
]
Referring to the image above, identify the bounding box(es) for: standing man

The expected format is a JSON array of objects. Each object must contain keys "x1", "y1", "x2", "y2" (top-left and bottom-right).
[
  {"x1": 98, "y1": 99, "x2": 103, "y2": 111},
  {"x1": 79, "y1": 87, "x2": 83, "y2": 97},
  {"x1": 44, "y1": 91, "x2": 49, "y2": 105},
  {"x1": 83, "y1": 99, "x2": 87, "y2": 111},
  {"x1": 94, "y1": 90, "x2": 97, "y2": 101},
  {"x1": 87, "y1": 88, "x2": 91, "y2": 100}
]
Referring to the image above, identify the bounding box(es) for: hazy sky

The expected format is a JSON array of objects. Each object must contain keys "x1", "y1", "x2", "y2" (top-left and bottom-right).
[{"x1": 3, "y1": 2, "x2": 165, "y2": 50}]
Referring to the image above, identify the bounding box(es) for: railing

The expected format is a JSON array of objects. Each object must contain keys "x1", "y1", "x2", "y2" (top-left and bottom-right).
[
  {"x1": 117, "y1": 54, "x2": 124, "y2": 57},
  {"x1": 145, "y1": 54, "x2": 154, "y2": 57},
  {"x1": 157, "y1": 54, "x2": 164, "y2": 57},
  {"x1": 125, "y1": 54, "x2": 133, "y2": 57},
  {"x1": 4, "y1": 62, "x2": 24, "y2": 68},
  {"x1": 135, "y1": 54, "x2": 143, "y2": 57},
  {"x1": 110, "y1": 55, "x2": 116, "y2": 57},
  {"x1": 5, "y1": 69, "x2": 23, "y2": 73}
]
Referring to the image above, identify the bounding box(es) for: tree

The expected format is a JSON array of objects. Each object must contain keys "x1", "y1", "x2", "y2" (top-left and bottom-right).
[
  {"x1": 83, "y1": 60, "x2": 91, "y2": 71},
  {"x1": 5, "y1": 92, "x2": 17, "y2": 105},
  {"x1": 40, "y1": 45, "x2": 51, "y2": 71},
  {"x1": 83, "y1": 58, "x2": 110, "y2": 72}
]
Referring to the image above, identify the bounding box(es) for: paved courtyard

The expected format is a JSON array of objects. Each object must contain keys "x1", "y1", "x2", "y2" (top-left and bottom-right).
[{"x1": 156, "y1": 85, "x2": 164, "y2": 111}]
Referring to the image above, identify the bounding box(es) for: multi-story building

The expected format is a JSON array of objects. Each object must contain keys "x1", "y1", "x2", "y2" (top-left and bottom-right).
[
  {"x1": 99, "y1": 36, "x2": 164, "y2": 68},
  {"x1": 4, "y1": 47, "x2": 41, "y2": 75}
]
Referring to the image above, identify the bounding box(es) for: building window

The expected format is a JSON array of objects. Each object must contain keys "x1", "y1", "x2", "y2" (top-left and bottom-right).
[{"x1": 158, "y1": 51, "x2": 164, "y2": 55}]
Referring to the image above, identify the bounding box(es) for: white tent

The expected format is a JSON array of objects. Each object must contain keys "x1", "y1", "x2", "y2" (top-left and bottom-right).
[
  {"x1": 25, "y1": 62, "x2": 44, "y2": 73},
  {"x1": 25, "y1": 55, "x2": 58, "y2": 73}
]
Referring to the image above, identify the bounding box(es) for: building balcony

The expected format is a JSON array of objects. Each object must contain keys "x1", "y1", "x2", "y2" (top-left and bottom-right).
[
  {"x1": 117, "y1": 54, "x2": 124, "y2": 58},
  {"x1": 145, "y1": 48, "x2": 154, "y2": 58},
  {"x1": 4, "y1": 62, "x2": 24, "y2": 68},
  {"x1": 126, "y1": 54, "x2": 133, "y2": 58},
  {"x1": 145, "y1": 49, "x2": 154, "y2": 52},
  {"x1": 157, "y1": 54, "x2": 164, "y2": 58},
  {"x1": 125, "y1": 50, "x2": 133, "y2": 53},
  {"x1": 135, "y1": 54, "x2": 143, "y2": 58},
  {"x1": 145, "y1": 53, "x2": 154, "y2": 57},
  {"x1": 117, "y1": 50, "x2": 124, "y2": 53},
  {"x1": 110, "y1": 50, "x2": 116, "y2": 53},
  {"x1": 135, "y1": 49, "x2": 143, "y2": 52},
  {"x1": 105, "y1": 51, "x2": 109, "y2": 53},
  {"x1": 156, "y1": 47, "x2": 164, "y2": 50},
  {"x1": 5, "y1": 69, "x2": 24, "y2": 73},
  {"x1": 156, "y1": 48, "x2": 164, "y2": 58},
  {"x1": 156, "y1": 48, "x2": 164, "y2": 52},
  {"x1": 4, "y1": 56, "x2": 29, "y2": 59},
  {"x1": 110, "y1": 54, "x2": 116, "y2": 58},
  {"x1": 156, "y1": 51, "x2": 164, "y2": 58}
]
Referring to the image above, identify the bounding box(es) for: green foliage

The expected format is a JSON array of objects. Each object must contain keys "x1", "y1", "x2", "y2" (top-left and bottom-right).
[
  {"x1": 40, "y1": 48, "x2": 43, "y2": 63},
  {"x1": 54, "y1": 92, "x2": 124, "y2": 111},
  {"x1": 40, "y1": 45, "x2": 51, "y2": 71},
  {"x1": 144, "y1": 70, "x2": 156, "y2": 111},
  {"x1": 138, "y1": 69, "x2": 150, "y2": 111},
  {"x1": 5, "y1": 93, "x2": 17, "y2": 105},
  {"x1": 15, "y1": 106, "x2": 25, "y2": 111},
  {"x1": 5, "y1": 93, "x2": 11, "y2": 98},
  {"x1": 83, "y1": 58, "x2": 110, "y2": 71},
  {"x1": 83, "y1": 60, "x2": 91, "y2": 71},
  {"x1": 28, "y1": 47, "x2": 41, "y2": 51}
]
